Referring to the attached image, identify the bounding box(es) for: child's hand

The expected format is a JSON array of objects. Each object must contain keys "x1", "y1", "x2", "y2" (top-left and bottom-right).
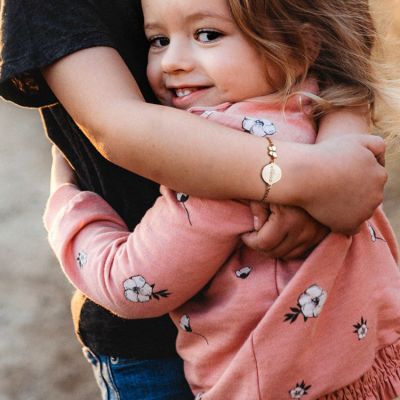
[
  {"x1": 50, "y1": 145, "x2": 76, "y2": 194},
  {"x1": 241, "y1": 202, "x2": 329, "y2": 259}
]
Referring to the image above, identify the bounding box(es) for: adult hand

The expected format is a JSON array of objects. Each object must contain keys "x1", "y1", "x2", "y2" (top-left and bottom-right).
[
  {"x1": 300, "y1": 134, "x2": 387, "y2": 234},
  {"x1": 241, "y1": 202, "x2": 329, "y2": 259}
]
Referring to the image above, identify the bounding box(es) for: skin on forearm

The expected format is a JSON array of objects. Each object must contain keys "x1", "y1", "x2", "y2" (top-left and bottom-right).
[
  {"x1": 43, "y1": 46, "x2": 387, "y2": 232},
  {"x1": 317, "y1": 106, "x2": 370, "y2": 142},
  {"x1": 43, "y1": 46, "x2": 311, "y2": 203}
]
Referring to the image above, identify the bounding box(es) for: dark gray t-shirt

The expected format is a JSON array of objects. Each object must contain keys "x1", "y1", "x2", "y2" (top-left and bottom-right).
[{"x1": 0, "y1": 0, "x2": 178, "y2": 358}]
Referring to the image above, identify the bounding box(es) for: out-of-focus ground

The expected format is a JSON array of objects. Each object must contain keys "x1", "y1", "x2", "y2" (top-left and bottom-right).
[
  {"x1": 0, "y1": 3, "x2": 399, "y2": 400},
  {"x1": 0, "y1": 103, "x2": 98, "y2": 399}
]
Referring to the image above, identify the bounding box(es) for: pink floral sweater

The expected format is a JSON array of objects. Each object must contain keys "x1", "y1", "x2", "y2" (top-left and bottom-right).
[{"x1": 44, "y1": 97, "x2": 400, "y2": 400}]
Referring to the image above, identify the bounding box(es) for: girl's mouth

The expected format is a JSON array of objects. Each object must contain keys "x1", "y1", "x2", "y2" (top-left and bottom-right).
[
  {"x1": 170, "y1": 86, "x2": 211, "y2": 109},
  {"x1": 175, "y1": 88, "x2": 198, "y2": 98}
]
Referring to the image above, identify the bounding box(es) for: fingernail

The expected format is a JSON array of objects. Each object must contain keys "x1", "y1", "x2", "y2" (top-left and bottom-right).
[{"x1": 254, "y1": 216, "x2": 260, "y2": 231}]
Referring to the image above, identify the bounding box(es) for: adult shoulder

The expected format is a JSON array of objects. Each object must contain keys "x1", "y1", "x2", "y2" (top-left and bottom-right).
[{"x1": 0, "y1": 0, "x2": 144, "y2": 107}]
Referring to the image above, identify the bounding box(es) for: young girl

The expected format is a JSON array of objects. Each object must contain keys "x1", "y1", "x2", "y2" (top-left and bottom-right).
[{"x1": 45, "y1": 0, "x2": 400, "y2": 398}]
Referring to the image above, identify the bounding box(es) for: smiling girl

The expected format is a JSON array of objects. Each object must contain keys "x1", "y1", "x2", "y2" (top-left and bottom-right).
[{"x1": 45, "y1": 0, "x2": 400, "y2": 398}]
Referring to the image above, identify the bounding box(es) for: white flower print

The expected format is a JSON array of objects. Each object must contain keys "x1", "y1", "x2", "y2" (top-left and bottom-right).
[
  {"x1": 76, "y1": 251, "x2": 88, "y2": 268},
  {"x1": 180, "y1": 315, "x2": 209, "y2": 344},
  {"x1": 367, "y1": 223, "x2": 385, "y2": 242},
  {"x1": 298, "y1": 284, "x2": 327, "y2": 318},
  {"x1": 289, "y1": 381, "x2": 311, "y2": 399},
  {"x1": 194, "y1": 393, "x2": 204, "y2": 400},
  {"x1": 176, "y1": 192, "x2": 189, "y2": 202},
  {"x1": 284, "y1": 284, "x2": 327, "y2": 323},
  {"x1": 176, "y1": 192, "x2": 192, "y2": 225},
  {"x1": 124, "y1": 275, "x2": 170, "y2": 303},
  {"x1": 242, "y1": 116, "x2": 276, "y2": 137},
  {"x1": 235, "y1": 266, "x2": 252, "y2": 279},
  {"x1": 124, "y1": 275, "x2": 153, "y2": 302},
  {"x1": 353, "y1": 317, "x2": 368, "y2": 340},
  {"x1": 180, "y1": 315, "x2": 191, "y2": 332},
  {"x1": 202, "y1": 110, "x2": 215, "y2": 118}
]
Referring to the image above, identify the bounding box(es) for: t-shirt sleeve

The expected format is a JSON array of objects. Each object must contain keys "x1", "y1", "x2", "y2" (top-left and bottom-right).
[{"x1": 0, "y1": 0, "x2": 116, "y2": 107}]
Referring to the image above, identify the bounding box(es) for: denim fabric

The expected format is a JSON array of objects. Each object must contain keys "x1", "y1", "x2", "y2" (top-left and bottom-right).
[{"x1": 82, "y1": 347, "x2": 193, "y2": 400}]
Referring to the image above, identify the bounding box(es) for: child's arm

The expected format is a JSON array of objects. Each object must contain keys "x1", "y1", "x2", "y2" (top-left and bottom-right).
[
  {"x1": 45, "y1": 147, "x2": 254, "y2": 319},
  {"x1": 42, "y1": 47, "x2": 387, "y2": 234}
]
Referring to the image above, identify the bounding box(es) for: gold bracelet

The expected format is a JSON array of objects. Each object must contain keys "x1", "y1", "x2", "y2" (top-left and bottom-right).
[{"x1": 260, "y1": 138, "x2": 282, "y2": 202}]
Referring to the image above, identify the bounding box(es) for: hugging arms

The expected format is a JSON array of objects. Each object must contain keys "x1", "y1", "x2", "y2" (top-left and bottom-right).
[
  {"x1": 45, "y1": 84, "x2": 385, "y2": 320},
  {"x1": 43, "y1": 46, "x2": 387, "y2": 237}
]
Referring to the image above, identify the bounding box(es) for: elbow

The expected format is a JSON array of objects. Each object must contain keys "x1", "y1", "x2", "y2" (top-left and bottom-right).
[
  {"x1": 108, "y1": 275, "x2": 173, "y2": 319},
  {"x1": 73, "y1": 100, "x2": 136, "y2": 165},
  {"x1": 76, "y1": 118, "x2": 117, "y2": 163}
]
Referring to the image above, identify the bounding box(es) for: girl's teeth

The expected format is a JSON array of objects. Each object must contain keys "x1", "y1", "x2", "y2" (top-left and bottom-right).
[{"x1": 175, "y1": 88, "x2": 196, "y2": 97}]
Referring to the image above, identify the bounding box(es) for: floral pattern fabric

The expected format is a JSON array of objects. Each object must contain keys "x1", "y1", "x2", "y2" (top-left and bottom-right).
[
  {"x1": 284, "y1": 284, "x2": 327, "y2": 323},
  {"x1": 124, "y1": 275, "x2": 170, "y2": 303}
]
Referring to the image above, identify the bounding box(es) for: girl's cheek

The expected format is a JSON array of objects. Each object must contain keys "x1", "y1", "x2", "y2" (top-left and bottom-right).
[{"x1": 146, "y1": 64, "x2": 161, "y2": 91}]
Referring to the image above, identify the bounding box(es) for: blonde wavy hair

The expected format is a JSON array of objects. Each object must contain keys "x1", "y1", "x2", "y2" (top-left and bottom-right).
[{"x1": 228, "y1": 0, "x2": 400, "y2": 141}]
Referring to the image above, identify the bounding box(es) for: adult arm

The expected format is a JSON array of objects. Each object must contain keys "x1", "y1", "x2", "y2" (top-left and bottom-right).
[
  {"x1": 243, "y1": 107, "x2": 381, "y2": 252},
  {"x1": 42, "y1": 47, "x2": 386, "y2": 233},
  {"x1": 44, "y1": 148, "x2": 253, "y2": 319}
]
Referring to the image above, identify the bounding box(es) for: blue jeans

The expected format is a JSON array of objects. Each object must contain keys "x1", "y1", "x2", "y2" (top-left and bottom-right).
[{"x1": 82, "y1": 347, "x2": 194, "y2": 400}]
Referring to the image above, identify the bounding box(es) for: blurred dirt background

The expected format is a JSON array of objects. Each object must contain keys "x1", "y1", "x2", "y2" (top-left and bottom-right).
[{"x1": 0, "y1": 2, "x2": 399, "y2": 399}]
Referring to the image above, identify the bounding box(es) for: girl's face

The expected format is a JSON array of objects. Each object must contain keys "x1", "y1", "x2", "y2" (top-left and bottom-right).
[{"x1": 142, "y1": 0, "x2": 277, "y2": 110}]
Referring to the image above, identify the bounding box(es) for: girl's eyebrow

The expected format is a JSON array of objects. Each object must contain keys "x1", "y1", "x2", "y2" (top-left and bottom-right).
[
  {"x1": 144, "y1": 11, "x2": 233, "y2": 31},
  {"x1": 185, "y1": 11, "x2": 233, "y2": 23}
]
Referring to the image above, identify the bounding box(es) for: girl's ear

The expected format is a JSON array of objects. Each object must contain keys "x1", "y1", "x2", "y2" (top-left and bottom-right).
[{"x1": 301, "y1": 23, "x2": 321, "y2": 65}]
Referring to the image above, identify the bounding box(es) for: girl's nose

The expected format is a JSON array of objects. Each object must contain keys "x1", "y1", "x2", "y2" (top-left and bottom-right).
[{"x1": 161, "y1": 41, "x2": 195, "y2": 74}]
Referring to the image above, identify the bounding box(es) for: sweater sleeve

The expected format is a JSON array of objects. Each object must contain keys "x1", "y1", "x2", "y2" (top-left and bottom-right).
[{"x1": 44, "y1": 184, "x2": 253, "y2": 319}]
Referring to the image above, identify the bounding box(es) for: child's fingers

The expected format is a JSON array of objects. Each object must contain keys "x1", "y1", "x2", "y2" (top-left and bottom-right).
[
  {"x1": 243, "y1": 204, "x2": 329, "y2": 258},
  {"x1": 249, "y1": 201, "x2": 269, "y2": 231},
  {"x1": 255, "y1": 230, "x2": 311, "y2": 259},
  {"x1": 260, "y1": 226, "x2": 328, "y2": 259},
  {"x1": 241, "y1": 214, "x2": 287, "y2": 253},
  {"x1": 241, "y1": 229, "x2": 287, "y2": 254},
  {"x1": 279, "y1": 226, "x2": 329, "y2": 260}
]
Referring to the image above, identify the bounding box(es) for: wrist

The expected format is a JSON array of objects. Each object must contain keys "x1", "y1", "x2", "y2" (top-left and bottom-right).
[{"x1": 266, "y1": 141, "x2": 314, "y2": 208}]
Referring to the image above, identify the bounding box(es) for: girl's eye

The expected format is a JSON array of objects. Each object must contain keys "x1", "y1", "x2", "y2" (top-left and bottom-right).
[
  {"x1": 149, "y1": 36, "x2": 170, "y2": 48},
  {"x1": 195, "y1": 30, "x2": 222, "y2": 43}
]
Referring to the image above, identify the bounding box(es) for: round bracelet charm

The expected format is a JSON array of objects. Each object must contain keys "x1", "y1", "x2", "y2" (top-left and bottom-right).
[{"x1": 261, "y1": 163, "x2": 282, "y2": 185}]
